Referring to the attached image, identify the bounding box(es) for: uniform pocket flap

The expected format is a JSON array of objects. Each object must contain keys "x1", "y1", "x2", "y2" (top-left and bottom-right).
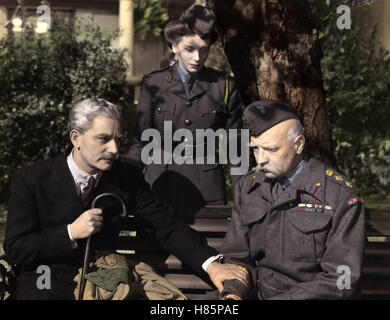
[
  {"x1": 155, "y1": 103, "x2": 175, "y2": 114},
  {"x1": 213, "y1": 103, "x2": 227, "y2": 114},
  {"x1": 201, "y1": 104, "x2": 227, "y2": 117},
  {"x1": 288, "y1": 211, "x2": 333, "y2": 233},
  {"x1": 242, "y1": 204, "x2": 268, "y2": 225}
]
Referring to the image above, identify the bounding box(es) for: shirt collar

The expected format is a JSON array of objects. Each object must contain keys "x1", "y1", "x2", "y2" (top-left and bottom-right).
[
  {"x1": 175, "y1": 63, "x2": 187, "y2": 83},
  {"x1": 67, "y1": 149, "x2": 101, "y2": 194},
  {"x1": 175, "y1": 63, "x2": 197, "y2": 85},
  {"x1": 286, "y1": 155, "x2": 308, "y2": 183},
  {"x1": 281, "y1": 154, "x2": 309, "y2": 190}
]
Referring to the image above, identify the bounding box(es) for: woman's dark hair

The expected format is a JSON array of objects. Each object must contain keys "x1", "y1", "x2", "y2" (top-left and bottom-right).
[{"x1": 163, "y1": 4, "x2": 218, "y2": 48}]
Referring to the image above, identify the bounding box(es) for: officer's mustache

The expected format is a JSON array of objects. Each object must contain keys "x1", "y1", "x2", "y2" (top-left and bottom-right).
[{"x1": 255, "y1": 165, "x2": 280, "y2": 175}]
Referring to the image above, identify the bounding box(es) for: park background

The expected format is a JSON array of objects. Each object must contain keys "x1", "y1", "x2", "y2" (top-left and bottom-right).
[{"x1": 0, "y1": 0, "x2": 389, "y2": 258}]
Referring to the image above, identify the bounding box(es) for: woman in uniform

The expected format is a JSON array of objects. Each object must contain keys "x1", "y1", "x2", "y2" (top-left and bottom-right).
[{"x1": 126, "y1": 4, "x2": 244, "y2": 222}]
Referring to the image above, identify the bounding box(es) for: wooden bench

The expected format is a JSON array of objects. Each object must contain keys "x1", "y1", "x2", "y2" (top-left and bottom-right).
[
  {"x1": 362, "y1": 209, "x2": 390, "y2": 299},
  {"x1": 117, "y1": 206, "x2": 390, "y2": 300},
  {"x1": 2, "y1": 206, "x2": 390, "y2": 300}
]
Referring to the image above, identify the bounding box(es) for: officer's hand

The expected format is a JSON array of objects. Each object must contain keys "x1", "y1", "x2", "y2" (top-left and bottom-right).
[
  {"x1": 206, "y1": 262, "x2": 249, "y2": 292},
  {"x1": 225, "y1": 294, "x2": 242, "y2": 300},
  {"x1": 69, "y1": 208, "x2": 103, "y2": 240}
]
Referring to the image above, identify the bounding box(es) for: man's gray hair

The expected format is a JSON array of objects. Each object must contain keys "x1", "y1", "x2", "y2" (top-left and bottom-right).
[
  {"x1": 68, "y1": 97, "x2": 121, "y2": 133},
  {"x1": 287, "y1": 119, "x2": 304, "y2": 141}
]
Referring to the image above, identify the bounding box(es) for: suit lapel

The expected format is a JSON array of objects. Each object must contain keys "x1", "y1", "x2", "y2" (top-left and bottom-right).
[
  {"x1": 47, "y1": 154, "x2": 85, "y2": 220},
  {"x1": 48, "y1": 155, "x2": 129, "y2": 220},
  {"x1": 95, "y1": 173, "x2": 125, "y2": 200}
]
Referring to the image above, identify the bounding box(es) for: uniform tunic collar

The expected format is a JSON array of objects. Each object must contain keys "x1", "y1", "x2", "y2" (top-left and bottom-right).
[
  {"x1": 175, "y1": 63, "x2": 187, "y2": 83},
  {"x1": 249, "y1": 154, "x2": 327, "y2": 205},
  {"x1": 175, "y1": 63, "x2": 197, "y2": 91},
  {"x1": 281, "y1": 153, "x2": 309, "y2": 190},
  {"x1": 169, "y1": 63, "x2": 209, "y2": 100}
]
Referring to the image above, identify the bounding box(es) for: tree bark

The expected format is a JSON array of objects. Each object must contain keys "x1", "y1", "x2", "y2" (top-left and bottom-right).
[{"x1": 208, "y1": 0, "x2": 336, "y2": 167}]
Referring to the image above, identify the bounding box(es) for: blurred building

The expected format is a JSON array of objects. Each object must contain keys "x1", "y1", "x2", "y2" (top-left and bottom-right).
[
  {"x1": 0, "y1": 0, "x2": 389, "y2": 79},
  {"x1": 0, "y1": 0, "x2": 194, "y2": 79},
  {"x1": 356, "y1": 0, "x2": 390, "y2": 51}
]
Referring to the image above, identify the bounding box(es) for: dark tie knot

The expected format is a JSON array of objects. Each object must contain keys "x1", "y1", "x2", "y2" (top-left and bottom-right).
[
  {"x1": 86, "y1": 176, "x2": 96, "y2": 188},
  {"x1": 184, "y1": 74, "x2": 195, "y2": 96},
  {"x1": 81, "y1": 176, "x2": 96, "y2": 207}
]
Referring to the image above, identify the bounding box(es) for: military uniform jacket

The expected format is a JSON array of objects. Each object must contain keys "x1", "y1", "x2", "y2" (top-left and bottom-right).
[
  {"x1": 221, "y1": 156, "x2": 365, "y2": 300},
  {"x1": 126, "y1": 64, "x2": 244, "y2": 204}
]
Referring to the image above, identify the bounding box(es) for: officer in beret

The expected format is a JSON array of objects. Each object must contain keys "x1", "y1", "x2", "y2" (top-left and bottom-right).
[
  {"x1": 125, "y1": 4, "x2": 244, "y2": 224},
  {"x1": 219, "y1": 100, "x2": 365, "y2": 300}
]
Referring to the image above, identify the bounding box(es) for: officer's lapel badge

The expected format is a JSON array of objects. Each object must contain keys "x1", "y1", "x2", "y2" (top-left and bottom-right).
[
  {"x1": 247, "y1": 174, "x2": 258, "y2": 193},
  {"x1": 166, "y1": 74, "x2": 172, "y2": 82},
  {"x1": 309, "y1": 182, "x2": 322, "y2": 198}
]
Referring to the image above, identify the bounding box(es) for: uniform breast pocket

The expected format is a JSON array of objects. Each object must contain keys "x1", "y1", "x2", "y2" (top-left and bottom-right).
[
  {"x1": 153, "y1": 103, "x2": 175, "y2": 132},
  {"x1": 286, "y1": 210, "x2": 333, "y2": 263},
  {"x1": 200, "y1": 103, "x2": 227, "y2": 128}
]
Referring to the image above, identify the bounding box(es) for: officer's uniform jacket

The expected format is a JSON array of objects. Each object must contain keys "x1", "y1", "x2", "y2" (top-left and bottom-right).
[
  {"x1": 221, "y1": 156, "x2": 366, "y2": 299},
  {"x1": 126, "y1": 64, "x2": 244, "y2": 206}
]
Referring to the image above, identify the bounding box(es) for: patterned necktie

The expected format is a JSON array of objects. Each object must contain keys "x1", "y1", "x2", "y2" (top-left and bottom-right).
[{"x1": 81, "y1": 176, "x2": 96, "y2": 207}]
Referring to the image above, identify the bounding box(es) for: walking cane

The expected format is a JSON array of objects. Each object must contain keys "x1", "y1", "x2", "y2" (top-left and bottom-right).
[{"x1": 78, "y1": 192, "x2": 127, "y2": 300}]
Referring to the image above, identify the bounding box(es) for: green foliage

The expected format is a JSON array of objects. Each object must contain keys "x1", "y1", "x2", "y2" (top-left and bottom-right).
[
  {"x1": 0, "y1": 205, "x2": 6, "y2": 256},
  {"x1": 0, "y1": 21, "x2": 127, "y2": 204},
  {"x1": 134, "y1": 0, "x2": 169, "y2": 40},
  {"x1": 312, "y1": 1, "x2": 390, "y2": 196},
  {"x1": 205, "y1": 40, "x2": 232, "y2": 76}
]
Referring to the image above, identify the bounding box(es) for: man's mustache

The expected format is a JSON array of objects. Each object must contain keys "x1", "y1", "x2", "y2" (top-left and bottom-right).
[
  {"x1": 255, "y1": 165, "x2": 280, "y2": 175},
  {"x1": 99, "y1": 154, "x2": 117, "y2": 161}
]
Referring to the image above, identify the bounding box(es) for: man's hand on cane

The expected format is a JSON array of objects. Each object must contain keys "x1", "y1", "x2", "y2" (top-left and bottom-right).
[{"x1": 69, "y1": 208, "x2": 103, "y2": 239}]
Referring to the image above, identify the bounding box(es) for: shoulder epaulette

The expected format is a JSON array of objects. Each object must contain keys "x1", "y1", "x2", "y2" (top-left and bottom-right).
[
  {"x1": 325, "y1": 169, "x2": 354, "y2": 189},
  {"x1": 144, "y1": 65, "x2": 171, "y2": 78}
]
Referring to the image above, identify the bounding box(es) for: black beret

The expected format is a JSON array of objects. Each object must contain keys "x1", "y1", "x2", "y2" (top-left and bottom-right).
[
  {"x1": 243, "y1": 100, "x2": 300, "y2": 136},
  {"x1": 179, "y1": 4, "x2": 217, "y2": 38}
]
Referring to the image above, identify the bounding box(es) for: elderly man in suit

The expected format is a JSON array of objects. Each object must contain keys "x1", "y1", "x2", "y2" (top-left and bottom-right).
[{"x1": 4, "y1": 97, "x2": 247, "y2": 299}]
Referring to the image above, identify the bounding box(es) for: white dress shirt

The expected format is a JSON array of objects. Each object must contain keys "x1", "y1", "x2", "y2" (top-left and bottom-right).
[{"x1": 66, "y1": 149, "x2": 102, "y2": 248}]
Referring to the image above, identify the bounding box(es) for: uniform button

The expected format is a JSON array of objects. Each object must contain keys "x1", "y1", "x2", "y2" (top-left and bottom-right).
[
  {"x1": 157, "y1": 107, "x2": 161, "y2": 112},
  {"x1": 185, "y1": 119, "x2": 192, "y2": 125},
  {"x1": 186, "y1": 100, "x2": 192, "y2": 107}
]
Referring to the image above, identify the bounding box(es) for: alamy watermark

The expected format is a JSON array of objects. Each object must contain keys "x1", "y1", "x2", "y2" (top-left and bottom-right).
[
  {"x1": 337, "y1": 5, "x2": 351, "y2": 30},
  {"x1": 36, "y1": 265, "x2": 51, "y2": 290},
  {"x1": 140, "y1": 121, "x2": 250, "y2": 175},
  {"x1": 336, "y1": 265, "x2": 351, "y2": 290}
]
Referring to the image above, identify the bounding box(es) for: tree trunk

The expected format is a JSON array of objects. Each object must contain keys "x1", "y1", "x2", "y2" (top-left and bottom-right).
[{"x1": 208, "y1": 0, "x2": 336, "y2": 167}]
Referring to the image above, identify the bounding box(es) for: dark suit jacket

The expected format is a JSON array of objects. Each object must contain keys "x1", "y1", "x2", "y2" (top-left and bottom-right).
[
  {"x1": 125, "y1": 64, "x2": 244, "y2": 220},
  {"x1": 4, "y1": 154, "x2": 217, "y2": 299}
]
